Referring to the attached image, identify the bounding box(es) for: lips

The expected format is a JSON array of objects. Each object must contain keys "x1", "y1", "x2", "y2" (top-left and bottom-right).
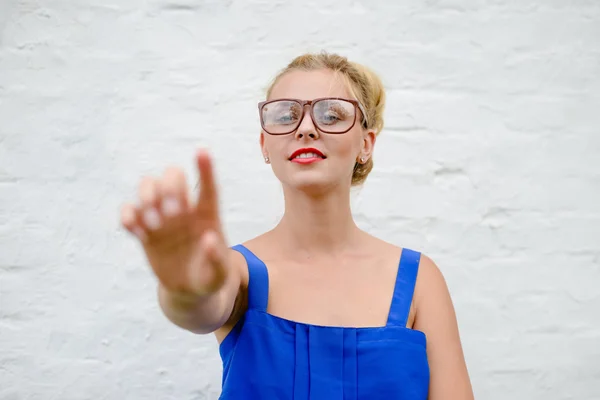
[{"x1": 289, "y1": 147, "x2": 326, "y2": 160}]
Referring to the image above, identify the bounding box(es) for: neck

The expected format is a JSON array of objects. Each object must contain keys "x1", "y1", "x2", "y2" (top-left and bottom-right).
[{"x1": 272, "y1": 183, "x2": 362, "y2": 255}]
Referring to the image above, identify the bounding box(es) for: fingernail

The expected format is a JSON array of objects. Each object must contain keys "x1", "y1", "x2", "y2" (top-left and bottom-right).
[
  {"x1": 143, "y1": 208, "x2": 161, "y2": 230},
  {"x1": 132, "y1": 226, "x2": 148, "y2": 242},
  {"x1": 162, "y1": 197, "x2": 181, "y2": 217}
]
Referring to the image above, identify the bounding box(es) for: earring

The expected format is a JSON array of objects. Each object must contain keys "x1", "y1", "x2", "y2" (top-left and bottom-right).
[
  {"x1": 264, "y1": 156, "x2": 270, "y2": 163},
  {"x1": 360, "y1": 156, "x2": 366, "y2": 163}
]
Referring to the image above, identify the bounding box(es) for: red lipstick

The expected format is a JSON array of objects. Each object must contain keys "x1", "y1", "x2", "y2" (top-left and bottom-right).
[{"x1": 289, "y1": 148, "x2": 326, "y2": 164}]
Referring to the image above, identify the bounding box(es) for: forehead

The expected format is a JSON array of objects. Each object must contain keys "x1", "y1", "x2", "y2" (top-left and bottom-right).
[{"x1": 269, "y1": 69, "x2": 352, "y2": 101}]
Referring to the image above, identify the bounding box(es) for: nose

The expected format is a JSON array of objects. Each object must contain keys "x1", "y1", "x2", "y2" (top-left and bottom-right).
[{"x1": 294, "y1": 105, "x2": 320, "y2": 140}]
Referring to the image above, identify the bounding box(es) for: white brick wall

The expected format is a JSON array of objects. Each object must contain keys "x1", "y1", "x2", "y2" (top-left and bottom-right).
[{"x1": 1, "y1": 1, "x2": 599, "y2": 399}]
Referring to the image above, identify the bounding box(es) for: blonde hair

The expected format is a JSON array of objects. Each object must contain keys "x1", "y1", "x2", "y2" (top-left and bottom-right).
[{"x1": 265, "y1": 51, "x2": 386, "y2": 186}]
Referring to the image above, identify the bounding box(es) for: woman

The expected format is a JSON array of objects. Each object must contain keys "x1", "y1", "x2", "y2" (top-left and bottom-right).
[{"x1": 120, "y1": 52, "x2": 474, "y2": 399}]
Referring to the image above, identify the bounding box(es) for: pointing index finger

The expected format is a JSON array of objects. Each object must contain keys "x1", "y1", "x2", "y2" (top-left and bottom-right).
[{"x1": 195, "y1": 148, "x2": 219, "y2": 210}]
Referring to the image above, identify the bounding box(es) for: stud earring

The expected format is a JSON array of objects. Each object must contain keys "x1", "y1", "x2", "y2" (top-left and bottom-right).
[
  {"x1": 360, "y1": 156, "x2": 366, "y2": 163},
  {"x1": 264, "y1": 156, "x2": 270, "y2": 163}
]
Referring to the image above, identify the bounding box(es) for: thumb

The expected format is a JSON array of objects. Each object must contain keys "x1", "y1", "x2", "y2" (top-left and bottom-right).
[{"x1": 188, "y1": 230, "x2": 228, "y2": 295}]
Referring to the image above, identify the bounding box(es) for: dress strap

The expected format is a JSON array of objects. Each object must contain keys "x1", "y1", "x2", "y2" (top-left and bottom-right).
[
  {"x1": 386, "y1": 248, "x2": 422, "y2": 327},
  {"x1": 231, "y1": 244, "x2": 269, "y2": 312}
]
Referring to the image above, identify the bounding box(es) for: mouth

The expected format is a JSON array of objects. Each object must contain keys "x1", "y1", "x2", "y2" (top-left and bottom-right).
[
  {"x1": 289, "y1": 147, "x2": 327, "y2": 161},
  {"x1": 289, "y1": 148, "x2": 326, "y2": 162}
]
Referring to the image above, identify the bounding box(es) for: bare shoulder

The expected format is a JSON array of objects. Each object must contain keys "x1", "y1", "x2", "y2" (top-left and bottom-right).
[
  {"x1": 412, "y1": 253, "x2": 475, "y2": 399},
  {"x1": 414, "y1": 253, "x2": 449, "y2": 306},
  {"x1": 213, "y1": 233, "x2": 277, "y2": 343},
  {"x1": 225, "y1": 231, "x2": 276, "y2": 286},
  {"x1": 213, "y1": 246, "x2": 250, "y2": 344},
  {"x1": 361, "y1": 236, "x2": 441, "y2": 295},
  {"x1": 239, "y1": 234, "x2": 276, "y2": 258},
  {"x1": 365, "y1": 237, "x2": 424, "y2": 328},
  {"x1": 413, "y1": 253, "x2": 457, "y2": 330},
  {"x1": 227, "y1": 246, "x2": 249, "y2": 287},
  {"x1": 362, "y1": 234, "x2": 403, "y2": 257}
]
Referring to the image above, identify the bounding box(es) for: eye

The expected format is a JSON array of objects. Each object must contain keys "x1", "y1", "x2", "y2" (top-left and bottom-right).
[
  {"x1": 321, "y1": 112, "x2": 341, "y2": 123},
  {"x1": 274, "y1": 109, "x2": 300, "y2": 124},
  {"x1": 317, "y1": 103, "x2": 351, "y2": 125},
  {"x1": 264, "y1": 102, "x2": 302, "y2": 125}
]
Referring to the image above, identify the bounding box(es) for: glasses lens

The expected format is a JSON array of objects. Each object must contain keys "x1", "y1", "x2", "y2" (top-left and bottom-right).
[
  {"x1": 261, "y1": 100, "x2": 302, "y2": 134},
  {"x1": 313, "y1": 99, "x2": 355, "y2": 133}
]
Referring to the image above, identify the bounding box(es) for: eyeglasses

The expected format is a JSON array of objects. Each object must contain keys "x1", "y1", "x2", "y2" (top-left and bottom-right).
[{"x1": 258, "y1": 97, "x2": 368, "y2": 135}]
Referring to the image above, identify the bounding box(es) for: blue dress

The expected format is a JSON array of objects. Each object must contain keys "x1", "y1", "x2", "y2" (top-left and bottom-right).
[{"x1": 219, "y1": 244, "x2": 430, "y2": 399}]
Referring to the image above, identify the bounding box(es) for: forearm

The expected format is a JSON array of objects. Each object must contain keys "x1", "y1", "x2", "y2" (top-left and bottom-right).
[{"x1": 158, "y1": 269, "x2": 240, "y2": 334}]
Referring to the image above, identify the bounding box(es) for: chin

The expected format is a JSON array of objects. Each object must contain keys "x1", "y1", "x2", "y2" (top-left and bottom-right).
[{"x1": 280, "y1": 172, "x2": 342, "y2": 195}]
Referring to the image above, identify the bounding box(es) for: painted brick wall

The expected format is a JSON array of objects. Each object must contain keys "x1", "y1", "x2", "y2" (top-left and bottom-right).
[{"x1": 1, "y1": 1, "x2": 599, "y2": 399}]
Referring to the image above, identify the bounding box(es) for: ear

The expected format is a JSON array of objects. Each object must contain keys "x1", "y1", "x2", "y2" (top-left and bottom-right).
[
  {"x1": 358, "y1": 129, "x2": 377, "y2": 162},
  {"x1": 260, "y1": 131, "x2": 269, "y2": 162}
]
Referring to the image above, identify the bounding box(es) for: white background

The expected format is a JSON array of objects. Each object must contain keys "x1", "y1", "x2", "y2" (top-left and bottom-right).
[{"x1": 1, "y1": 1, "x2": 599, "y2": 399}]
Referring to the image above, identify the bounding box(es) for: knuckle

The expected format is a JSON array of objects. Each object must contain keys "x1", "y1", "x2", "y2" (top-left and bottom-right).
[
  {"x1": 164, "y1": 166, "x2": 184, "y2": 179},
  {"x1": 139, "y1": 179, "x2": 158, "y2": 204},
  {"x1": 162, "y1": 168, "x2": 186, "y2": 192},
  {"x1": 120, "y1": 204, "x2": 136, "y2": 225}
]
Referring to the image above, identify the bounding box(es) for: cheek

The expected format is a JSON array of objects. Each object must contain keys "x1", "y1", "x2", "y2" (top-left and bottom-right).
[
  {"x1": 263, "y1": 135, "x2": 284, "y2": 157},
  {"x1": 274, "y1": 142, "x2": 289, "y2": 160},
  {"x1": 330, "y1": 132, "x2": 362, "y2": 161}
]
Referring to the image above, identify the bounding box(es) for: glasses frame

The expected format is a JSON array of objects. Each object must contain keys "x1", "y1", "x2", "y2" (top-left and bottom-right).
[{"x1": 258, "y1": 97, "x2": 368, "y2": 135}]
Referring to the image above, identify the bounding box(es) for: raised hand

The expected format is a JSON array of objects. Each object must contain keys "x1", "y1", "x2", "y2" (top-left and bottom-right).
[{"x1": 120, "y1": 149, "x2": 229, "y2": 298}]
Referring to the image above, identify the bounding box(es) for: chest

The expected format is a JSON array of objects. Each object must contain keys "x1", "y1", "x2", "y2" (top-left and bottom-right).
[{"x1": 265, "y1": 255, "x2": 400, "y2": 328}]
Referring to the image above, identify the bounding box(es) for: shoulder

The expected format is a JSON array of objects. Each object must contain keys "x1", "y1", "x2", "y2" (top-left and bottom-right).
[
  {"x1": 227, "y1": 233, "x2": 272, "y2": 288},
  {"x1": 411, "y1": 253, "x2": 475, "y2": 398},
  {"x1": 413, "y1": 253, "x2": 451, "y2": 309},
  {"x1": 228, "y1": 247, "x2": 248, "y2": 284},
  {"x1": 214, "y1": 246, "x2": 252, "y2": 343},
  {"x1": 363, "y1": 234, "x2": 402, "y2": 258},
  {"x1": 411, "y1": 252, "x2": 461, "y2": 334},
  {"x1": 415, "y1": 253, "x2": 447, "y2": 293}
]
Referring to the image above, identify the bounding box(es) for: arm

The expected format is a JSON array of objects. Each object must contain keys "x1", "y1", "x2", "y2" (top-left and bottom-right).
[
  {"x1": 120, "y1": 150, "x2": 247, "y2": 336},
  {"x1": 413, "y1": 255, "x2": 474, "y2": 400},
  {"x1": 158, "y1": 248, "x2": 245, "y2": 334}
]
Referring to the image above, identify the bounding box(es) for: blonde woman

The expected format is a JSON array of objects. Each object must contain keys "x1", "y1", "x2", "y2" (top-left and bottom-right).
[{"x1": 121, "y1": 52, "x2": 474, "y2": 399}]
